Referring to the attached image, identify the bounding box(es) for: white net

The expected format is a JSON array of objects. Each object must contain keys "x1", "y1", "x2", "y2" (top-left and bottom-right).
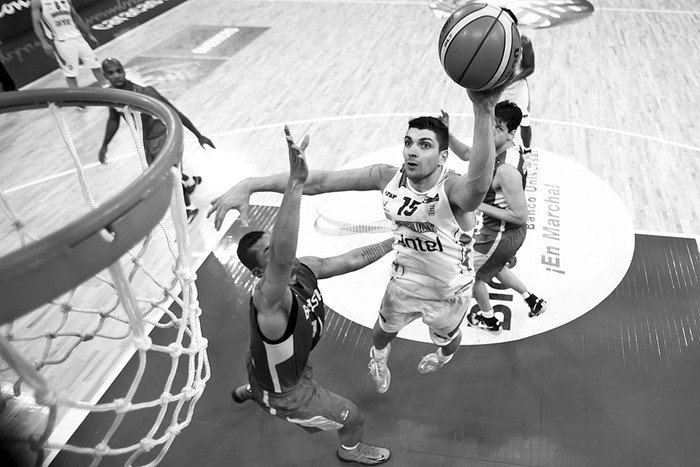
[{"x1": 0, "y1": 97, "x2": 210, "y2": 466}]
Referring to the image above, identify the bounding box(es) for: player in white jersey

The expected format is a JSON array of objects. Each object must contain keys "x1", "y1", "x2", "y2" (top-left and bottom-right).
[
  {"x1": 385, "y1": 164, "x2": 475, "y2": 299},
  {"x1": 31, "y1": 0, "x2": 108, "y2": 89},
  {"x1": 500, "y1": 9, "x2": 535, "y2": 155},
  {"x1": 208, "y1": 83, "x2": 512, "y2": 393}
]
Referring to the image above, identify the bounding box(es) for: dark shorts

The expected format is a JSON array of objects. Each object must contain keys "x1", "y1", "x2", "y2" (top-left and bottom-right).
[
  {"x1": 247, "y1": 360, "x2": 363, "y2": 434},
  {"x1": 473, "y1": 225, "x2": 526, "y2": 282},
  {"x1": 144, "y1": 132, "x2": 167, "y2": 165}
]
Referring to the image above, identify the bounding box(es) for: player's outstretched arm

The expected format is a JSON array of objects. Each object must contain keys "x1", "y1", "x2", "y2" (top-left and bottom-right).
[
  {"x1": 98, "y1": 110, "x2": 121, "y2": 164},
  {"x1": 207, "y1": 161, "x2": 396, "y2": 231},
  {"x1": 172, "y1": 109, "x2": 214, "y2": 149},
  {"x1": 148, "y1": 89, "x2": 215, "y2": 149},
  {"x1": 300, "y1": 238, "x2": 394, "y2": 280},
  {"x1": 254, "y1": 127, "x2": 309, "y2": 335}
]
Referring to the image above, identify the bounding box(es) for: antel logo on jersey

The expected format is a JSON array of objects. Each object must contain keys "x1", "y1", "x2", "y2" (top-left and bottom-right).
[
  {"x1": 430, "y1": 0, "x2": 595, "y2": 29},
  {"x1": 397, "y1": 234, "x2": 444, "y2": 253},
  {"x1": 297, "y1": 143, "x2": 634, "y2": 346}
]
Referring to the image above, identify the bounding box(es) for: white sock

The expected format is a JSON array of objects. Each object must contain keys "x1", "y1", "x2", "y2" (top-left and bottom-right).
[
  {"x1": 372, "y1": 346, "x2": 388, "y2": 358},
  {"x1": 480, "y1": 309, "x2": 494, "y2": 318},
  {"x1": 341, "y1": 443, "x2": 359, "y2": 451},
  {"x1": 521, "y1": 291, "x2": 531, "y2": 299}
]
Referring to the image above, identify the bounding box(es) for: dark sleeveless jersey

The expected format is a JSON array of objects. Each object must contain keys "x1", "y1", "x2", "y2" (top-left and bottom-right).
[
  {"x1": 108, "y1": 80, "x2": 167, "y2": 141},
  {"x1": 249, "y1": 263, "x2": 325, "y2": 393},
  {"x1": 481, "y1": 145, "x2": 528, "y2": 232}
]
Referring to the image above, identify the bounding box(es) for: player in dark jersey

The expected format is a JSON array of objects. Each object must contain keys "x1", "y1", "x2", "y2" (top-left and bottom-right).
[
  {"x1": 232, "y1": 126, "x2": 392, "y2": 465},
  {"x1": 443, "y1": 101, "x2": 548, "y2": 330},
  {"x1": 98, "y1": 58, "x2": 215, "y2": 222}
]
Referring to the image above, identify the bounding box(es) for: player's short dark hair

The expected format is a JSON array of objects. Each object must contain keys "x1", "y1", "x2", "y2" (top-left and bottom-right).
[
  {"x1": 101, "y1": 57, "x2": 123, "y2": 72},
  {"x1": 237, "y1": 231, "x2": 265, "y2": 271},
  {"x1": 495, "y1": 100, "x2": 522, "y2": 133},
  {"x1": 408, "y1": 116, "x2": 449, "y2": 151}
]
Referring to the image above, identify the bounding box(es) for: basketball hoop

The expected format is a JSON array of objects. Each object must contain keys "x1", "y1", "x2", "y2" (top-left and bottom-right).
[{"x1": 0, "y1": 88, "x2": 210, "y2": 466}]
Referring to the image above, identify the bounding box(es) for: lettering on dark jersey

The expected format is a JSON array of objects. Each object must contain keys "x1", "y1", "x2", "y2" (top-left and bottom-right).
[
  {"x1": 302, "y1": 288, "x2": 323, "y2": 340},
  {"x1": 302, "y1": 288, "x2": 322, "y2": 318}
]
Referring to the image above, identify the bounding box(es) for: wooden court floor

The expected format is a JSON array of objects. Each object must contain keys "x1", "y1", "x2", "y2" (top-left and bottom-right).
[{"x1": 1, "y1": 0, "x2": 700, "y2": 466}]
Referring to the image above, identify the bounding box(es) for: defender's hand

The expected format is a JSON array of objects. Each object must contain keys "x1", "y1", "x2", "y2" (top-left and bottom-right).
[{"x1": 284, "y1": 125, "x2": 309, "y2": 185}]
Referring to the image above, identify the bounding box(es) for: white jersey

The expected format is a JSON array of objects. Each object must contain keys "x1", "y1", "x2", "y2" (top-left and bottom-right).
[
  {"x1": 383, "y1": 166, "x2": 474, "y2": 299},
  {"x1": 40, "y1": 0, "x2": 82, "y2": 41}
]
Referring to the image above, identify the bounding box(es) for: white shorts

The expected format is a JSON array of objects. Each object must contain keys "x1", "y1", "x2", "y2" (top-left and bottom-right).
[
  {"x1": 501, "y1": 79, "x2": 531, "y2": 126},
  {"x1": 378, "y1": 277, "x2": 471, "y2": 345},
  {"x1": 53, "y1": 37, "x2": 100, "y2": 78}
]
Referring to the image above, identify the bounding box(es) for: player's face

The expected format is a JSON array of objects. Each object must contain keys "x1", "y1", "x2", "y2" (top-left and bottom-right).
[
  {"x1": 402, "y1": 128, "x2": 446, "y2": 183},
  {"x1": 251, "y1": 233, "x2": 301, "y2": 283},
  {"x1": 494, "y1": 119, "x2": 515, "y2": 150},
  {"x1": 250, "y1": 233, "x2": 271, "y2": 273},
  {"x1": 103, "y1": 63, "x2": 126, "y2": 88}
]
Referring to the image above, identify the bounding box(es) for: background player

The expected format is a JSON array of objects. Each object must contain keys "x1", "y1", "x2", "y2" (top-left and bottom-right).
[
  {"x1": 31, "y1": 0, "x2": 109, "y2": 89},
  {"x1": 442, "y1": 102, "x2": 549, "y2": 330},
  {"x1": 99, "y1": 58, "x2": 215, "y2": 222}
]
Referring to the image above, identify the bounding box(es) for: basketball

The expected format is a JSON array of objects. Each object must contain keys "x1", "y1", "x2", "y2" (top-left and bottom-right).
[{"x1": 438, "y1": 3, "x2": 522, "y2": 91}]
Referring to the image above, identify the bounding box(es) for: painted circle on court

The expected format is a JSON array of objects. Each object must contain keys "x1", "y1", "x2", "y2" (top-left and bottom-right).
[{"x1": 296, "y1": 142, "x2": 635, "y2": 345}]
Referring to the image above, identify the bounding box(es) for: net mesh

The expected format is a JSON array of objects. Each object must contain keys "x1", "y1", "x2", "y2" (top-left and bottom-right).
[{"x1": 0, "y1": 99, "x2": 210, "y2": 466}]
